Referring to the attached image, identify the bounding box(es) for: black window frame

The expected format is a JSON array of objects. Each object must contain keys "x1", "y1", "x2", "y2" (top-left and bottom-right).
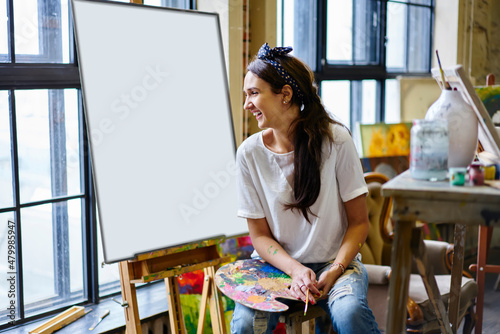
[
  {"x1": 0, "y1": 0, "x2": 94, "y2": 327},
  {"x1": 0, "y1": 0, "x2": 194, "y2": 330},
  {"x1": 279, "y1": 0, "x2": 435, "y2": 126}
]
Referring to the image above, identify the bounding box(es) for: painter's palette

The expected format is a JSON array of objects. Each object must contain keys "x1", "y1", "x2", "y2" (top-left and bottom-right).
[{"x1": 215, "y1": 259, "x2": 295, "y2": 312}]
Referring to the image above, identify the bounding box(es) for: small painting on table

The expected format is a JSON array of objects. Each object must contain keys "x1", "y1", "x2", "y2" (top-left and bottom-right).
[{"x1": 358, "y1": 122, "x2": 412, "y2": 158}]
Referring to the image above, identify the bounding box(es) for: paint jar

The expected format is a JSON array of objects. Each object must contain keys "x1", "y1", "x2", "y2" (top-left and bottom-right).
[
  {"x1": 449, "y1": 167, "x2": 466, "y2": 186},
  {"x1": 469, "y1": 163, "x2": 485, "y2": 186},
  {"x1": 484, "y1": 165, "x2": 496, "y2": 180},
  {"x1": 410, "y1": 119, "x2": 449, "y2": 180}
]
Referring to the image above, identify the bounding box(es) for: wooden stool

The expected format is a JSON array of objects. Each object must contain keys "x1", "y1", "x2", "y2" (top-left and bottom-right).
[{"x1": 278, "y1": 304, "x2": 327, "y2": 334}]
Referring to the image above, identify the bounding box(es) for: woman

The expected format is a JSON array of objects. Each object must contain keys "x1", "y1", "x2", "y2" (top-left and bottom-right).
[{"x1": 231, "y1": 43, "x2": 380, "y2": 334}]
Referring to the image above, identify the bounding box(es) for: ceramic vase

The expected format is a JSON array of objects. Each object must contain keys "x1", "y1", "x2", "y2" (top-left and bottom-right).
[{"x1": 425, "y1": 89, "x2": 478, "y2": 168}]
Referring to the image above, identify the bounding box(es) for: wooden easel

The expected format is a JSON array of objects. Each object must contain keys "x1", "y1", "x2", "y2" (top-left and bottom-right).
[{"x1": 118, "y1": 238, "x2": 231, "y2": 334}]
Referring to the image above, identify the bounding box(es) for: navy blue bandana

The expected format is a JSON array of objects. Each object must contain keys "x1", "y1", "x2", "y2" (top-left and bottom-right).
[{"x1": 257, "y1": 43, "x2": 304, "y2": 101}]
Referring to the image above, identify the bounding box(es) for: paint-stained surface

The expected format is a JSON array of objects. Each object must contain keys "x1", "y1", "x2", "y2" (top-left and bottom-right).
[{"x1": 215, "y1": 259, "x2": 294, "y2": 312}]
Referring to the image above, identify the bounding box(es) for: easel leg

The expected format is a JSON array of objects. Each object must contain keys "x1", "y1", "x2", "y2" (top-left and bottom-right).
[
  {"x1": 206, "y1": 266, "x2": 227, "y2": 334},
  {"x1": 119, "y1": 261, "x2": 142, "y2": 334},
  {"x1": 197, "y1": 274, "x2": 211, "y2": 334},
  {"x1": 165, "y1": 276, "x2": 186, "y2": 334}
]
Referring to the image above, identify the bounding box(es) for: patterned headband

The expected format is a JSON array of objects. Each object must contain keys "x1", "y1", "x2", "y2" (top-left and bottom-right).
[{"x1": 257, "y1": 43, "x2": 304, "y2": 100}]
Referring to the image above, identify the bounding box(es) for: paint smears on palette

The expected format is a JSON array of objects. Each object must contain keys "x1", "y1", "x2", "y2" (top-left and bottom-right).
[{"x1": 215, "y1": 259, "x2": 295, "y2": 312}]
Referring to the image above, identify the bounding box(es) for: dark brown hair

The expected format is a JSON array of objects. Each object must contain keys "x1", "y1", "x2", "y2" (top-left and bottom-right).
[{"x1": 247, "y1": 54, "x2": 341, "y2": 222}]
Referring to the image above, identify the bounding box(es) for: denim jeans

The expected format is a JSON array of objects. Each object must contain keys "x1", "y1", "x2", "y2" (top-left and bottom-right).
[{"x1": 230, "y1": 256, "x2": 380, "y2": 334}]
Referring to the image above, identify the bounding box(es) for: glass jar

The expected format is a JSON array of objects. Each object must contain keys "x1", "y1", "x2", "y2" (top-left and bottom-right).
[
  {"x1": 469, "y1": 162, "x2": 485, "y2": 186},
  {"x1": 410, "y1": 119, "x2": 449, "y2": 180}
]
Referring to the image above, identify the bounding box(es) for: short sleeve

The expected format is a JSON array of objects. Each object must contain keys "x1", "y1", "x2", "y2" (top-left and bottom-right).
[
  {"x1": 333, "y1": 126, "x2": 368, "y2": 202},
  {"x1": 236, "y1": 145, "x2": 266, "y2": 219}
]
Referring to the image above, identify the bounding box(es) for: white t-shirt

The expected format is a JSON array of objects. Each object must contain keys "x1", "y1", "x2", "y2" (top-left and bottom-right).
[{"x1": 236, "y1": 124, "x2": 367, "y2": 263}]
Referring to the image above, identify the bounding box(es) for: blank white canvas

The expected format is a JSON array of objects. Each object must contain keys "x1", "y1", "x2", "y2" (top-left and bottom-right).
[{"x1": 71, "y1": 0, "x2": 247, "y2": 263}]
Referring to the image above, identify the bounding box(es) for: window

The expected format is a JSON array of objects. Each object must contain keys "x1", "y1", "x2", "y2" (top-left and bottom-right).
[
  {"x1": 0, "y1": 0, "x2": 86, "y2": 326},
  {"x1": 277, "y1": 0, "x2": 433, "y2": 133},
  {"x1": 0, "y1": 0, "x2": 191, "y2": 329}
]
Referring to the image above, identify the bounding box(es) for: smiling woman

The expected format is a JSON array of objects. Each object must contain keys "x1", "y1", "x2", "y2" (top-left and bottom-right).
[
  {"x1": 244, "y1": 71, "x2": 296, "y2": 135},
  {"x1": 232, "y1": 43, "x2": 380, "y2": 334}
]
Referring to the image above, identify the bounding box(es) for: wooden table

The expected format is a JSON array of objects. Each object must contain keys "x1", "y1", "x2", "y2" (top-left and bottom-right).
[{"x1": 381, "y1": 170, "x2": 500, "y2": 334}]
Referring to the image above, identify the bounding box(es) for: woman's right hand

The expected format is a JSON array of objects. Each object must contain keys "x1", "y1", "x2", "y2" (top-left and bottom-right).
[{"x1": 289, "y1": 265, "x2": 321, "y2": 304}]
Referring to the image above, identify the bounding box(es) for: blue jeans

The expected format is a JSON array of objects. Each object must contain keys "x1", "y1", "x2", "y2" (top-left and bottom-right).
[{"x1": 230, "y1": 257, "x2": 380, "y2": 334}]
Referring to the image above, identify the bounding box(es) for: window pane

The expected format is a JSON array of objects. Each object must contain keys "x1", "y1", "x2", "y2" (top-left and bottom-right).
[
  {"x1": 327, "y1": 0, "x2": 379, "y2": 65},
  {"x1": 0, "y1": 91, "x2": 13, "y2": 208},
  {"x1": 386, "y1": 2, "x2": 406, "y2": 70},
  {"x1": 408, "y1": 0, "x2": 432, "y2": 4},
  {"x1": 0, "y1": 0, "x2": 9, "y2": 62},
  {"x1": 68, "y1": 200, "x2": 83, "y2": 293},
  {"x1": 97, "y1": 214, "x2": 120, "y2": 296},
  {"x1": 327, "y1": 0, "x2": 352, "y2": 62},
  {"x1": 143, "y1": 0, "x2": 190, "y2": 7},
  {"x1": 278, "y1": 0, "x2": 294, "y2": 48},
  {"x1": 14, "y1": 0, "x2": 72, "y2": 63},
  {"x1": 321, "y1": 80, "x2": 351, "y2": 129},
  {"x1": 387, "y1": 2, "x2": 431, "y2": 72},
  {"x1": 352, "y1": 0, "x2": 380, "y2": 64},
  {"x1": 22, "y1": 200, "x2": 84, "y2": 316},
  {"x1": 277, "y1": 0, "x2": 316, "y2": 70},
  {"x1": 391, "y1": 0, "x2": 432, "y2": 4},
  {"x1": 63, "y1": 90, "x2": 81, "y2": 196},
  {"x1": 15, "y1": 90, "x2": 50, "y2": 203},
  {"x1": 15, "y1": 89, "x2": 81, "y2": 204},
  {"x1": 361, "y1": 80, "x2": 376, "y2": 124},
  {"x1": 0, "y1": 213, "x2": 17, "y2": 325},
  {"x1": 408, "y1": 5, "x2": 431, "y2": 72},
  {"x1": 385, "y1": 79, "x2": 400, "y2": 123},
  {"x1": 22, "y1": 205, "x2": 55, "y2": 307}
]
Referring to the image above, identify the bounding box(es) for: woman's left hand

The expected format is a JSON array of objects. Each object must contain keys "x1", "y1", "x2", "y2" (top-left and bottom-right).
[{"x1": 316, "y1": 265, "x2": 343, "y2": 299}]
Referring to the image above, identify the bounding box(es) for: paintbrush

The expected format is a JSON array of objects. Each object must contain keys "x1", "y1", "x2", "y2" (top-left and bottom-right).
[
  {"x1": 89, "y1": 309, "x2": 110, "y2": 331},
  {"x1": 436, "y1": 50, "x2": 451, "y2": 90},
  {"x1": 304, "y1": 288, "x2": 310, "y2": 316}
]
